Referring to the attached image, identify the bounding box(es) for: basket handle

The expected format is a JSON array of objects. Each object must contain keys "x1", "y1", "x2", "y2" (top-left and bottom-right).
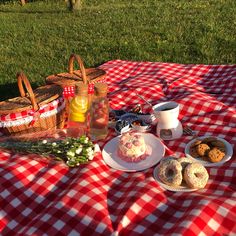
[
  {"x1": 17, "y1": 72, "x2": 39, "y2": 111},
  {"x1": 68, "y1": 54, "x2": 88, "y2": 84}
]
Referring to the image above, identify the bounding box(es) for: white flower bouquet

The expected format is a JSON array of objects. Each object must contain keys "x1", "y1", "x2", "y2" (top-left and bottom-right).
[{"x1": 0, "y1": 135, "x2": 95, "y2": 167}]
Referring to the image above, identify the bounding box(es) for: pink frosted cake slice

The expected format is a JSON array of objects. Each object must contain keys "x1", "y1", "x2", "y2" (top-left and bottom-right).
[{"x1": 117, "y1": 131, "x2": 148, "y2": 162}]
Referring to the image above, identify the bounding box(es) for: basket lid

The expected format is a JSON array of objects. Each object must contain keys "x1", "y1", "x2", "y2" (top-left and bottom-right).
[
  {"x1": 45, "y1": 54, "x2": 106, "y2": 87},
  {"x1": 0, "y1": 84, "x2": 63, "y2": 115},
  {"x1": 45, "y1": 68, "x2": 106, "y2": 87}
]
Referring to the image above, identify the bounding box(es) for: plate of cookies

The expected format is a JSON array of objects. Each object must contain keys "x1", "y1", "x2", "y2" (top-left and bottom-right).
[
  {"x1": 185, "y1": 136, "x2": 233, "y2": 167},
  {"x1": 153, "y1": 157, "x2": 209, "y2": 192}
]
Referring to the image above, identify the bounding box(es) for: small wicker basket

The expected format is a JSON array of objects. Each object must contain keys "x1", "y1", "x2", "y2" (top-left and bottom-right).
[
  {"x1": 45, "y1": 54, "x2": 106, "y2": 98},
  {"x1": 0, "y1": 72, "x2": 66, "y2": 136}
]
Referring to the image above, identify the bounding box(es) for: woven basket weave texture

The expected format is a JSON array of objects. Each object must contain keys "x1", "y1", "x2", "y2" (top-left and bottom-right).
[
  {"x1": 0, "y1": 72, "x2": 66, "y2": 136},
  {"x1": 45, "y1": 54, "x2": 106, "y2": 97}
]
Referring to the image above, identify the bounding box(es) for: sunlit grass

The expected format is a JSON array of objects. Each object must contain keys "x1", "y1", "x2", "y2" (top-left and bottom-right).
[{"x1": 0, "y1": 0, "x2": 235, "y2": 99}]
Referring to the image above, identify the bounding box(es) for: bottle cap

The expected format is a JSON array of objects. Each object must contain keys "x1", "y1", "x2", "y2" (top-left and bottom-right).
[
  {"x1": 75, "y1": 82, "x2": 88, "y2": 96},
  {"x1": 94, "y1": 83, "x2": 108, "y2": 95}
]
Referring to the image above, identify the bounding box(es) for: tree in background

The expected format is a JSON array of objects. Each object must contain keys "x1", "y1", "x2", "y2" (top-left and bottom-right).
[
  {"x1": 67, "y1": 0, "x2": 82, "y2": 10},
  {"x1": 19, "y1": 1, "x2": 83, "y2": 10}
]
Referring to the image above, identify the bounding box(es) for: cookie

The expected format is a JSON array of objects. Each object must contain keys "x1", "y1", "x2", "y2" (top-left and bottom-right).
[
  {"x1": 202, "y1": 137, "x2": 217, "y2": 144},
  {"x1": 196, "y1": 143, "x2": 211, "y2": 156},
  {"x1": 190, "y1": 139, "x2": 202, "y2": 148},
  {"x1": 189, "y1": 146, "x2": 199, "y2": 158},
  {"x1": 207, "y1": 147, "x2": 225, "y2": 163},
  {"x1": 211, "y1": 140, "x2": 226, "y2": 149}
]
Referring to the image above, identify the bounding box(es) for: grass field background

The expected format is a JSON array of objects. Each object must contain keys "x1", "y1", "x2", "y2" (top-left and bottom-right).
[{"x1": 0, "y1": 0, "x2": 235, "y2": 100}]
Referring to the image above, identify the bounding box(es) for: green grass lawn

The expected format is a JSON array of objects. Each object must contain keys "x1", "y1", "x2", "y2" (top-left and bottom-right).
[{"x1": 0, "y1": 0, "x2": 235, "y2": 100}]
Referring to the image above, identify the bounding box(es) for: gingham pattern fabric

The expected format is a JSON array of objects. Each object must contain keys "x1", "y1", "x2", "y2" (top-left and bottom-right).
[
  {"x1": 0, "y1": 97, "x2": 65, "y2": 127},
  {"x1": 0, "y1": 60, "x2": 236, "y2": 235},
  {"x1": 63, "y1": 78, "x2": 107, "y2": 98}
]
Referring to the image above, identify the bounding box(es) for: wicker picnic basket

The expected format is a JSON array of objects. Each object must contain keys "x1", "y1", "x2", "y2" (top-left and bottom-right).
[
  {"x1": 0, "y1": 72, "x2": 66, "y2": 136},
  {"x1": 45, "y1": 54, "x2": 106, "y2": 97}
]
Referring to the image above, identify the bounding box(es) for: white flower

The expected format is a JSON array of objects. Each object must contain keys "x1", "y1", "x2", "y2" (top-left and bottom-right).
[
  {"x1": 88, "y1": 152, "x2": 94, "y2": 160},
  {"x1": 52, "y1": 142, "x2": 57, "y2": 146},
  {"x1": 84, "y1": 137, "x2": 88, "y2": 143},
  {"x1": 67, "y1": 150, "x2": 75, "y2": 157},
  {"x1": 75, "y1": 148, "x2": 82, "y2": 154},
  {"x1": 86, "y1": 147, "x2": 92, "y2": 153},
  {"x1": 42, "y1": 140, "x2": 47, "y2": 144}
]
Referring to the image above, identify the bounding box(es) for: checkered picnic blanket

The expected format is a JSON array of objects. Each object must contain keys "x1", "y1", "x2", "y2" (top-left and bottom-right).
[{"x1": 0, "y1": 60, "x2": 235, "y2": 235}]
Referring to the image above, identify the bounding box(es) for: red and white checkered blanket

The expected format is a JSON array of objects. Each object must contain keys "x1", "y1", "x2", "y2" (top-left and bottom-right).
[{"x1": 0, "y1": 60, "x2": 235, "y2": 235}]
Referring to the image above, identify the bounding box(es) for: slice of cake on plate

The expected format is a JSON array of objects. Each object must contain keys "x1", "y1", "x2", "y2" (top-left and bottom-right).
[{"x1": 117, "y1": 131, "x2": 149, "y2": 162}]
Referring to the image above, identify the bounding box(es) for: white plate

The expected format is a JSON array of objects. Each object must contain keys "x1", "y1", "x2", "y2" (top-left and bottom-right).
[
  {"x1": 102, "y1": 133, "x2": 165, "y2": 172},
  {"x1": 153, "y1": 165, "x2": 197, "y2": 192},
  {"x1": 185, "y1": 136, "x2": 233, "y2": 167}
]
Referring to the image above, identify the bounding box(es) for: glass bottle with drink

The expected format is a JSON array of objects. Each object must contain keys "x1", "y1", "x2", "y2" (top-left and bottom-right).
[
  {"x1": 67, "y1": 82, "x2": 89, "y2": 137},
  {"x1": 90, "y1": 83, "x2": 109, "y2": 140}
]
